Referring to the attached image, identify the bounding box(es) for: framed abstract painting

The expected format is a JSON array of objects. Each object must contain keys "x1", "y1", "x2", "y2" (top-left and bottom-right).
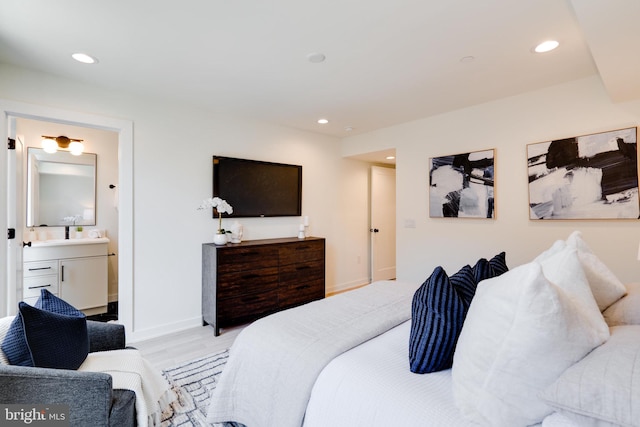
[
  {"x1": 527, "y1": 127, "x2": 639, "y2": 220},
  {"x1": 429, "y1": 149, "x2": 495, "y2": 218}
]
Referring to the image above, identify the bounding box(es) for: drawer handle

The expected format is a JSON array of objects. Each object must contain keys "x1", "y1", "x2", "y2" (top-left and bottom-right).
[
  {"x1": 296, "y1": 265, "x2": 311, "y2": 271},
  {"x1": 241, "y1": 274, "x2": 261, "y2": 280},
  {"x1": 296, "y1": 284, "x2": 311, "y2": 290},
  {"x1": 28, "y1": 284, "x2": 52, "y2": 290},
  {"x1": 243, "y1": 295, "x2": 261, "y2": 302},
  {"x1": 28, "y1": 267, "x2": 53, "y2": 271}
]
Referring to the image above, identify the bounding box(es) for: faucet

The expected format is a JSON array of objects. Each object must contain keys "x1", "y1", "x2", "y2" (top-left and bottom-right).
[{"x1": 65, "y1": 226, "x2": 70, "y2": 240}]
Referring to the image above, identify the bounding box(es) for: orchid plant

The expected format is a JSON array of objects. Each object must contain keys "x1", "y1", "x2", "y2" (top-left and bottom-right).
[
  {"x1": 62, "y1": 215, "x2": 81, "y2": 225},
  {"x1": 198, "y1": 197, "x2": 234, "y2": 233}
]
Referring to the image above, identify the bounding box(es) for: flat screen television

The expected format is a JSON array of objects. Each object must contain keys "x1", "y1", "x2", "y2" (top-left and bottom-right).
[{"x1": 212, "y1": 156, "x2": 302, "y2": 217}]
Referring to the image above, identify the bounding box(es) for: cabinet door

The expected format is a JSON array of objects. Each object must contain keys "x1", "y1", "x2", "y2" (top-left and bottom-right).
[{"x1": 59, "y1": 257, "x2": 108, "y2": 311}]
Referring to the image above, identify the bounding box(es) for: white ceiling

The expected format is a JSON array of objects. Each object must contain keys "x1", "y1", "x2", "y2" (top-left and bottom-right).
[{"x1": 0, "y1": 0, "x2": 638, "y2": 143}]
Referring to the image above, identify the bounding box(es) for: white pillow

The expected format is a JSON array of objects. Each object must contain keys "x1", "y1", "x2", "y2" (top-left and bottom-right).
[
  {"x1": 541, "y1": 325, "x2": 640, "y2": 427},
  {"x1": 452, "y1": 262, "x2": 609, "y2": 426},
  {"x1": 537, "y1": 245, "x2": 608, "y2": 337},
  {"x1": 0, "y1": 315, "x2": 15, "y2": 365},
  {"x1": 565, "y1": 231, "x2": 626, "y2": 311},
  {"x1": 603, "y1": 282, "x2": 640, "y2": 326},
  {"x1": 535, "y1": 234, "x2": 626, "y2": 312}
]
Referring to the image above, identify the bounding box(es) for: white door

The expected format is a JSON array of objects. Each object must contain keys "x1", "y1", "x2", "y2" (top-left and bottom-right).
[
  {"x1": 6, "y1": 119, "x2": 24, "y2": 315},
  {"x1": 370, "y1": 166, "x2": 396, "y2": 282}
]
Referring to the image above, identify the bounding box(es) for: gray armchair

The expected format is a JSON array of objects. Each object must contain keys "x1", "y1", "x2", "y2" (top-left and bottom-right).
[{"x1": 0, "y1": 320, "x2": 136, "y2": 427}]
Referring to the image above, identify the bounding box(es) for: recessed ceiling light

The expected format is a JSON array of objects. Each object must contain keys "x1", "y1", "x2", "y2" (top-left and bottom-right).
[
  {"x1": 533, "y1": 40, "x2": 559, "y2": 53},
  {"x1": 345, "y1": 126, "x2": 354, "y2": 132},
  {"x1": 460, "y1": 56, "x2": 475, "y2": 63},
  {"x1": 386, "y1": 156, "x2": 396, "y2": 160},
  {"x1": 307, "y1": 53, "x2": 326, "y2": 63},
  {"x1": 72, "y1": 53, "x2": 98, "y2": 64},
  {"x1": 317, "y1": 118, "x2": 329, "y2": 124}
]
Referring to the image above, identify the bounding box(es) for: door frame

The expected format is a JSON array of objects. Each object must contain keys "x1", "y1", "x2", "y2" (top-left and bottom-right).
[
  {"x1": 369, "y1": 165, "x2": 396, "y2": 282},
  {"x1": 1, "y1": 99, "x2": 134, "y2": 337}
]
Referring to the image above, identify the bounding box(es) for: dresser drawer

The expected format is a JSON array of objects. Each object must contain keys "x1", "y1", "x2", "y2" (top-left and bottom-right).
[
  {"x1": 23, "y1": 261, "x2": 58, "y2": 278},
  {"x1": 217, "y1": 267, "x2": 279, "y2": 300},
  {"x1": 23, "y1": 275, "x2": 59, "y2": 299},
  {"x1": 279, "y1": 260, "x2": 324, "y2": 286},
  {"x1": 278, "y1": 279, "x2": 325, "y2": 309},
  {"x1": 217, "y1": 247, "x2": 279, "y2": 273},
  {"x1": 279, "y1": 241, "x2": 324, "y2": 265},
  {"x1": 217, "y1": 289, "x2": 279, "y2": 324}
]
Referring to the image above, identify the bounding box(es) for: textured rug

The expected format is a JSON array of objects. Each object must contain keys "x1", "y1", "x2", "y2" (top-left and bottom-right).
[{"x1": 161, "y1": 349, "x2": 241, "y2": 427}]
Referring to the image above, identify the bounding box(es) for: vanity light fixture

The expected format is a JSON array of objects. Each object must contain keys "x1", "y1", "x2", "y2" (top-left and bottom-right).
[{"x1": 41, "y1": 135, "x2": 85, "y2": 156}]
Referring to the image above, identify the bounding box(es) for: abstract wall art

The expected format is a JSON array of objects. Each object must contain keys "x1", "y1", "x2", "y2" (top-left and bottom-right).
[
  {"x1": 429, "y1": 149, "x2": 495, "y2": 218},
  {"x1": 527, "y1": 127, "x2": 638, "y2": 220}
]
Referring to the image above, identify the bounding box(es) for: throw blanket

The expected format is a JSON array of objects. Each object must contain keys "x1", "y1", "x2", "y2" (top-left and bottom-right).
[
  {"x1": 79, "y1": 348, "x2": 177, "y2": 427},
  {"x1": 207, "y1": 280, "x2": 420, "y2": 427}
]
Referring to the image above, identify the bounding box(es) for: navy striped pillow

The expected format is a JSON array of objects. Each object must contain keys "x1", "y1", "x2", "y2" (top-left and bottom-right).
[
  {"x1": 409, "y1": 265, "x2": 476, "y2": 373},
  {"x1": 473, "y1": 251, "x2": 508, "y2": 284}
]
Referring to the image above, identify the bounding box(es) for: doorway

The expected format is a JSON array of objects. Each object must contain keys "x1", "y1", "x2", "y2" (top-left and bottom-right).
[
  {"x1": 1, "y1": 99, "x2": 134, "y2": 337},
  {"x1": 17, "y1": 118, "x2": 119, "y2": 317},
  {"x1": 370, "y1": 165, "x2": 396, "y2": 281}
]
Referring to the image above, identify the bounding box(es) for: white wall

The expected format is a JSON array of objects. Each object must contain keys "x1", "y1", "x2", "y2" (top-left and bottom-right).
[
  {"x1": 344, "y1": 76, "x2": 640, "y2": 285},
  {"x1": 0, "y1": 63, "x2": 371, "y2": 341}
]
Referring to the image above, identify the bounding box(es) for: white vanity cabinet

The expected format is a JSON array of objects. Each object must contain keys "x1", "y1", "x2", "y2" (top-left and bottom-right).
[{"x1": 23, "y1": 238, "x2": 109, "y2": 315}]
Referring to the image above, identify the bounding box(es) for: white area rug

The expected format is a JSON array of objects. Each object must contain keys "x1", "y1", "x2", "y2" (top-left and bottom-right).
[{"x1": 161, "y1": 349, "x2": 241, "y2": 427}]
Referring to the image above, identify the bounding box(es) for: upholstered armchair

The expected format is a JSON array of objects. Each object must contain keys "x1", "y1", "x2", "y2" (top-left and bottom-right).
[{"x1": 0, "y1": 319, "x2": 136, "y2": 427}]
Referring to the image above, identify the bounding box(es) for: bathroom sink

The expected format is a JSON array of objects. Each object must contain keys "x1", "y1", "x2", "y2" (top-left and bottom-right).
[{"x1": 31, "y1": 237, "x2": 110, "y2": 247}]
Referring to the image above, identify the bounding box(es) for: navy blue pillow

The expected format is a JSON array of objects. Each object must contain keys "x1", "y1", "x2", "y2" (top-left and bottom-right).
[
  {"x1": 19, "y1": 301, "x2": 89, "y2": 370},
  {"x1": 1, "y1": 312, "x2": 33, "y2": 366},
  {"x1": 473, "y1": 251, "x2": 508, "y2": 284},
  {"x1": 1, "y1": 289, "x2": 88, "y2": 369},
  {"x1": 35, "y1": 288, "x2": 85, "y2": 317},
  {"x1": 409, "y1": 265, "x2": 476, "y2": 373}
]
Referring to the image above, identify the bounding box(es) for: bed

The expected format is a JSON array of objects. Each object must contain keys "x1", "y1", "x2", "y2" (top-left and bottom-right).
[{"x1": 207, "y1": 231, "x2": 640, "y2": 427}]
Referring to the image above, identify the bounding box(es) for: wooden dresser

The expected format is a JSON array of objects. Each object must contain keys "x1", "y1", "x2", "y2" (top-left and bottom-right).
[{"x1": 202, "y1": 236, "x2": 325, "y2": 335}]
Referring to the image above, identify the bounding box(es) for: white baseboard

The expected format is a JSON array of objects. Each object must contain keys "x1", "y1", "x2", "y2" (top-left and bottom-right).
[
  {"x1": 128, "y1": 315, "x2": 203, "y2": 343},
  {"x1": 327, "y1": 278, "x2": 370, "y2": 296}
]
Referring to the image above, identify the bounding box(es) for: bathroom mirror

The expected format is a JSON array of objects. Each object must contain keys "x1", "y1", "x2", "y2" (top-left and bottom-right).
[{"x1": 26, "y1": 148, "x2": 97, "y2": 227}]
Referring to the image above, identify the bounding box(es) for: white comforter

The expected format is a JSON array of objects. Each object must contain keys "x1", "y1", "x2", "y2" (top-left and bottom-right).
[
  {"x1": 303, "y1": 320, "x2": 479, "y2": 427},
  {"x1": 207, "y1": 280, "x2": 420, "y2": 427},
  {"x1": 303, "y1": 321, "x2": 582, "y2": 427}
]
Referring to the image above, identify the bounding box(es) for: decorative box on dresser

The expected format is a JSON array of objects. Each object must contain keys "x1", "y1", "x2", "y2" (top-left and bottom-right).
[{"x1": 202, "y1": 236, "x2": 325, "y2": 336}]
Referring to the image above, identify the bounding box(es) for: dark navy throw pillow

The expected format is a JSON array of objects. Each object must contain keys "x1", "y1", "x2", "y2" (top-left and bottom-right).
[
  {"x1": 2, "y1": 289, "x2": 88, "y2": 369},
  {"x1": 35, "y1": 289, "x2": 84, "y2": 317},
  {"x1": 18, "y1": 301, "x2": 89, "y2": 370},
  {"x1": 473, "y1": 251, "x2": 508, "y2": 284},
  {"x1": 1, "y1": 313, "x2": 33, "y2": 366},
  {"x1": 409, "y1": 265, "x2": 476, "y2": 374}
]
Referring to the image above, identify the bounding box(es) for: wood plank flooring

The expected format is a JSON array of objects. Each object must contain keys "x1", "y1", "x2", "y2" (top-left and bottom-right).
[
  {"x1": 135, "y1": 284, "x2": 370, "y2": 371},
  {"x1": 135, "y1": 324, "x2": 245, "y2": 371}
]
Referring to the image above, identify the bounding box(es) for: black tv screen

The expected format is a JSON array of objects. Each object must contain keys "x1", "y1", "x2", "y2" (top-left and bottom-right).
[{"x1": 213, "y1": 156, "x2": 302, "y2": 217}]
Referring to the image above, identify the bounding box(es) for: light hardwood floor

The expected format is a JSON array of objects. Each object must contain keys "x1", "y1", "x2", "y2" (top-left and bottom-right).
[
  {"x1": 135, "y1": 324, "x2": 245, "y2": 371},
  {"x1": 135, "y1": 285, "x2": 369, "y2": 371}
]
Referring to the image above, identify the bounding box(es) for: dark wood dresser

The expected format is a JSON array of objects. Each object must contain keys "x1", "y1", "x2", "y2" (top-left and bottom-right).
[{"x1": 202, "y1": 236, "x2": 325, "y2": 335}]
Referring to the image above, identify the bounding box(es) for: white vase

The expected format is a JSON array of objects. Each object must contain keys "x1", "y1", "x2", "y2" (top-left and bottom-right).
[
  {"x1": 213, "y1": 232, "x2": 227, "y2": 245},
  {"x1": 230, "y1": 221, "x2": 243, "y2": 243}
]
